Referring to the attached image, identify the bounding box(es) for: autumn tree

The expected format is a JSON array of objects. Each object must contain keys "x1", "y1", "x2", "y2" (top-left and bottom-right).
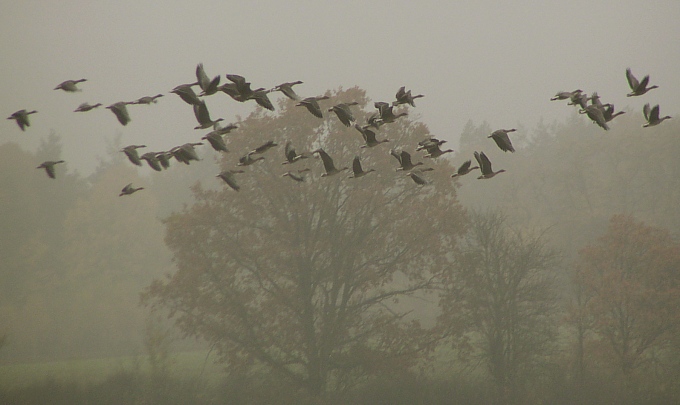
[
  {"x1": 573, "y1": 214, "x2": 680, "y2": 376},
  {"x1": 438, "y1": 210, "x2": 559, "y2": 405},
  {"x1": 144, "y1": 87, "x2": 466, "y2": 399}
]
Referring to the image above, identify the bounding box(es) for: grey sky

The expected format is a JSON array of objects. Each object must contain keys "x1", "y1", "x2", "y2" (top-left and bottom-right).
[{"x1": 2, "y1": 1, "x2": 679, "y2": 175}]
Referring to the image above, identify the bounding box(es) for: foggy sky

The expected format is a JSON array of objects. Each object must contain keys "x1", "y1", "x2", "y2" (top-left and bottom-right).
[{"x1": 2, "y1": 1, "x2": 679, "y2": 175}]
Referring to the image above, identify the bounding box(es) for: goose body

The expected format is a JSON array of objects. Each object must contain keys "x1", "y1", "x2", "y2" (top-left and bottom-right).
[
  {"x1": 551, "y1": 89, "x2": 582, "y2": 101},
  {"x1": 170, "y1": 84, "x2": 202, "y2": 105},
  {"x1": 238, "y1": 153, "x2": 265, "y2": 166},
  {"x1": 393, "y1": 86, "x2": 424, "y2": 107},
  {"x1": 349, "y1": 156, "x2": 375, "y2": 178},
  {"x1": 121, "y1": 145, "x2": 147, "y2": 166},
  {"x1": 37, "y1": 160, "x2": 65, "y2": 179},
  {"x1": 581, "y1": 105, "x2": 609, "y2": 130},
  {"x1": 474, "y1": 151, "x2": 505, "y2": 179},
  {"x1": 202, "y1": 131, "x2": 229, "y2": 152},
  {"x1": 131, "y1": 94, "x2": 164, "y2": 105},
  {"x1": 355, "y1": 124, "x2": 389, "y2": 148},
  {"x1": 626, "y1": 68, "x2": 658, "y2": 97},
  {"x1": 7, "y1": 109, "x2": 37, "y2": 131},
  {"x1": 296, "y1": 96, "x2": 330, "y2": 118},
  {"x1": 74, "y1": 102, "x2": 102, "y2": 112},
  {"x1": 270, "y1": 81, "x2": 303, "y2": 101},
  {"x1": 193, "y1": 100, "x2": 224, "y2": 129},
  {"x1": 451, "y1": 160, "x2": 480, "y2": 178},
  {"x1": 250, "y1": 140, "x2": 278, "y2": 155},
  {"x1": 216, "y1": 170, "x2": 244, "y2": 191},
  {"x1": 106, "y1": 102, "x2": 132, "y2": 126},
  {"x1": 390, "y1": 149, "x2": 423, "y2": 171},
  {"x1": 282, "y1": 141, "x2": 309, "y2": 164},
  {"x1": 54, "y1": 79, "x2": 86, "y2": 92},
  {"x1": 488, "y1": 129, "x2": 516, "y2": 153},
  {"x1": 643, "y1": 103, "x2": 671, "y2": 127},
  {"x1": 328, "y1": 102, "x2": 359, "y2": 127},
  {"x1": 407, "y1": 170, "x2": 430, "y2": 185},
  {"x1": 375, "y1": 101, "x2": 407, "y2": 123},
  {"x1": 119, "y1": 183, "x2": 144, "y2": 196},
  {"x1": 140, "y1": 152, "x2": 162, "y2": 171},
  {"x1": 313, "y1": 148, "x2": 348, "y2": 177}
]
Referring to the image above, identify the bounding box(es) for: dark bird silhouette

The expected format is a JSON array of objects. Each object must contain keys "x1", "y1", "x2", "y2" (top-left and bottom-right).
[
  {"x1": 269, "y1": 81, "x2": 303, "y2": 101},
  {"x1": 390, "y1": 149, "x2": 423, "y2": 171},
  {"x1": 393, "y1": 86, "x2": 424, "y2": 107},
  {"x1": 140, "y1": 152, "x2": 162, "y2": 171},
  {"x1": 216, "y1": 170, "x2": 244, "y2": 191},
  {"x1": 119, "y1": 183, "x2": 144, "y2": 196},
  {"x1": 121, "y1": 145, "x2": 147, "y2": 166},
  {"x1": 196, "y1": 63, "x2": 220, "y2": 96},
  {"x1": 580, "y1": 105, "x2": 609, "y2": 130},
  {"x1": 488, "y1": 129, "x2": 516, "y2": 152},
  {"x1": 626, "y1": 68, "x2": 658, "y2": 97},
  {"x1": 130, "y1": 94, "x2": 163, "y2": 105},
  {"x1": 202, "y1": 131, "x2": 229, "y2": 152},
  {"x1": 312, "y1": 148, "x2": 348, "y2": 177},
  {"x1": 642, "y1": 103, "x2": 671, "y2": 127},
  {"x1": 281, "y1": 168, "x2": 310, "y2": 182},
  {"x1": 375, "y1": 101, "x2": 407, "y2": 123},
  {"x1": 328, "y1": 102, "x2": 359, "y2": 127},
  {"x1": 355, "y1": 124, "x2": 389, "y2": 148},
  {"x1": 474, "y1": 151, "x2": 506, "y2": 179},
  {"x1": 296, "y1": 96, "x2": 330, "y2": 118},
  {"x1": 7, "y1": 109, "x2": 37, "y2": 131},
  {"x1": 193, "y1": 100, "x2": 224, "y2": 129},
  {"x1": 349, "y1": 156, "x2": 375, "y2": 178},
  {"x1": 423, "y1": 144, "x2": 454, "y2": 159},
  {"x1": 602, "y1": 104, "x2": 625, "y2": 123},
  {"x1": 250, "y1": 140, "x2": 278, "y2": 155},
  {"x1": 416, "y1": 137, "x2": 447, "y2": 152},
  {"x1": 170, "y1": 84, "x2": 202, "y2": 105},
  {"x1": 74, "y1": 102, "x2": 102, "y2": 112},
  {"x1": 282, "y1": 141, "x2": 309, "y2": 164},
  {"x1": 550, "y1": 89, "x2": 582, "y2": 101},
  {"x1": 451, "y1": 160, "x2": 480, "y2": 178},
  {"x1": 106, "y1": 102, "x2": 132, "y2": 126},
  {"x1": 237, "y1": 152, "x2": 265, "y2": 166},
  {"x1": 156, "y1": 151, "x2": 172, "y2": 169},
  {"x1": 251, "y1": 88, "x2": 275, "y2": 111},
  {"x1": 170, "y1": 143, "x2": 203, "y2": 164},
  {"x1": 54, "y1": 79, "x2": 86, "y2": 92},
  {"x1": 37, "y1": 160, "x2": 65, "y2": 179},
  {"x1": 406, "y1": 170, "x2": 430, "y2": 185}
]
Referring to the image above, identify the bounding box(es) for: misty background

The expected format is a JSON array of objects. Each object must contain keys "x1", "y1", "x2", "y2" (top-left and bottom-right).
[{"x1": 2, "y1": 1, "x2": 680, "y2": 404}]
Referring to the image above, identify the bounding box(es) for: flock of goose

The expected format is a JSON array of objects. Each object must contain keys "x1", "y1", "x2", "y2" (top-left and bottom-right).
[
  {"x1": 550, "y1": 68, "x2": 670, "y2": 131},
  {"x1": 6, "y1": 65, "x2": 671, "y2": 195}
]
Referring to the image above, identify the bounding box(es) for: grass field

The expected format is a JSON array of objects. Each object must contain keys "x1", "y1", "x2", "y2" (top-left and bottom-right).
[{"x1": 0, "y1": 350, "x2": 224, "y2": 389}]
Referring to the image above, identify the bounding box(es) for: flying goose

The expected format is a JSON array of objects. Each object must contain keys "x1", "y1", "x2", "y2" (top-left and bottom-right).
[
  {"x1": 355, "y1": 124, "x2": 389, "y2": 148},
  {"x1": 296, "y1": 96, "x2": 330, "y2": 118},
  {"x1": 602, "y1": 105, "x2": 625, "y2": 123},
  {"x1": 393, "y1": 86, "x2": 424, "y2": 107},
  {"x1": 450, "y1": 160, "x2": 480, "y2": 178},
  {"x1": 237, "y1": 152, "x2": 265, "y2": 166},
  {"x1": 551, "y1": 89, "x2": 582, "y2": 101},
  {"x1": 7, "y1": 109, "x2": 37, "y2": 131},
  {"x1": 282, "y1": 141, "x2": 309, "y2": 164},
  {"x1": 195, "y1": 63, "x2": 220, "y2": 96},
  {"x1": 406, "y1": 170, "x2": 430, "y2": 185},
  {"x1": 642, "y1": 103, "x2": 671, "y2": 127},
  {"x1": 390, "y1": 149, "x2": 423, "y2": 171},
  {"x1": 269, "y1": 81, "x2": 303, "y2": 101},
  {"x1": 375, "y1": 101, "x2": 407, "y2": 123},
  {"x1": 131, "y1": 94, "x2": 164, "y2": 105},
  {"x1": 250, "y1": 140, "x2": 278, "y2": 155},
  {"x1": 74, "y1": 102, "x2": 102, "y2": 112},
  {"x1": 140, "y1": 152, "x2": 162, "y2": 172},
  {"x1": 416, "y1": 137, "x2": 446, "y2": 152},
  {"x1": 474, "y1": 151, "x2": 505, "y2": 179},
  {"x1": 312, "y1": 148, "x2": 348, "y2": 177},
  {"x1": 580, "y1": 105, "x2": 609, "y2": 130},
  {"x1": 349, "y1": 156, "x2": 375, "y2": 178},
  {"x1": 119, "y1": 183, "x2": 144, "y2": 196},
  {"x1": 626, "y1": 68, "x2": 658, "y2": 97},
  {"x1": 202, "y1": 131, "x2": 229, "y2": 152},
  {"x1": 106, "y1": 102, "x2": 132, "y2": 126},
  {"x1": 121, "y1": 145, "x2": 146, "y2": 166},
  {"x1": 216, "y1": 170, "x2": 245, "y2": 191},
  {"x1": 488, "y1": 129, "x2": 516, "y2": 152},
  {"x1": 37, "y1": 160, "x2": 65, "y2": 179},
  {"x1": 170, "y1": 84, "x2": 202, "y2": 105},
  {"x1": 193, "y1": 100, "x2": 224, "y2": 129},
  {"x1": 281, "y1": 168, "x2": 310, "y2": 182},
  {"x1": 54, "y1": 79, "x2": 86, "y2": 92},
  {"x1": 328, "y1": 102, "x2": 359, "y2": 127}
]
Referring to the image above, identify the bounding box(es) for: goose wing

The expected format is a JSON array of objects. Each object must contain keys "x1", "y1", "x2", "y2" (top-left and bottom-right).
[{"x1": 626, "y1": 68, "x2": 639, "y2": 90}]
